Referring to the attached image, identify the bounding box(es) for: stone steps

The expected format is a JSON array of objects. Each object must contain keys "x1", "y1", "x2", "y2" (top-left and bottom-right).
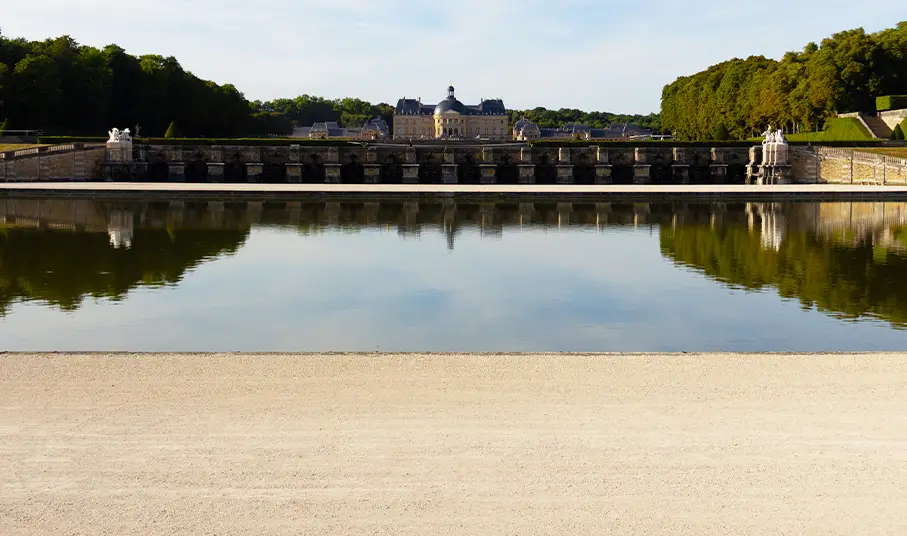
[{"x1": 862, "y1": 114, "x2": 893, "y2": 139}]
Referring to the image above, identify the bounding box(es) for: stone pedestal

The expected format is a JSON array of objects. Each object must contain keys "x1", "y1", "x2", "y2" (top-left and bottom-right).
[
  {"x1": 166, "y1": 147, "x2": 183, "y2": 163},
  {"x1": 556, "y1": 165, "x2": 575, "y2": 185},
  {"x1": 246, "y1": 163, "x2": 263, "y2": 183},
  {"x1": 442, "y1": 164, "x2": 458, "y2": 185},
  {"x1": 673, "y1": 165, "x2": 690, "y2": 184},
  {"x1": 364, "y1": 164, "x2": 381, "y2": 184},
  {"x1": 518, "y1": 164, "x2": 536, "y2": 184},
  {"x1": 325, "y1": 164, "x2": 341, "y2": 184},
  {"x1": 288, "y1": 145, "x2": 301, "y2": 163},
  {"x1": 633, "y1": 165, "x2": 651, "y2": 184},
  {"x1": 711, "y1": 165, "x2": 728, "y2": 184},
  {"x1": 286, "y1": 163, "x2": 303, "y2": 183},
  {"x1": 209, "y1": 146, "x2": 224, "y2": 165},
  {"x1": 207, "y1": 163, "x2": 225, "y2": 182},
  {"x1": 106, "y1": 141, "x2": 133, "y2": 163},
  {"x1": 132, "y1": 162, "x2": 149, "y2": 181},
  {"x1": 480, "y1": 164, "x2": 497, "y2": 185},
  {"x1": 168, "y1": 163, "x2": 185, "y2": 182},
  {"x1": 595, "y1": 165, "x2": 613, "y2": 184},
  {"x1": 634, "y1": 148, "x2": 651, "y2": 184},
  {"x1": 403, "y1": 164, "x2": 420, "y2": 184}
]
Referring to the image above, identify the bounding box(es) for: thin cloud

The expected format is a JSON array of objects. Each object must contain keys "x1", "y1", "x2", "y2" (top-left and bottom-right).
[{"x1": 2, "y1": 0, "x2": 905, "y2": 113}]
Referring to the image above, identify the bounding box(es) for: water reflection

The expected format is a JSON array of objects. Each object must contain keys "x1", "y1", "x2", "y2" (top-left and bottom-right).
[
  {"x1": 661, "y1": 202, "x2": 907, "y2": 327},
  {"x1": 3, "y1": 197, "x2": 907, "y2": 349}
]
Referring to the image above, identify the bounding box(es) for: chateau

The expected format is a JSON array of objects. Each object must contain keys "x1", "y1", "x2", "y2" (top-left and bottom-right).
[{"x1": 393, "y1": 86, "x2": 509, "y2": 140}]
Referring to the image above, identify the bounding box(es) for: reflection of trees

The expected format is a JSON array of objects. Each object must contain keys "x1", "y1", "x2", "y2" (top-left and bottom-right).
[
  {"x1": 660, "y1": 224, "x2": 907, "y2": 327},
  {"x1": 0, "y1": 229, "x2": 248, "y2": 315}
]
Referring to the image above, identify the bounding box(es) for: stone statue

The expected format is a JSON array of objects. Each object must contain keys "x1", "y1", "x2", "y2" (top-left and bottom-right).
[{"x1": 107, "y1": 128, "x2": 132, "y2": 144}]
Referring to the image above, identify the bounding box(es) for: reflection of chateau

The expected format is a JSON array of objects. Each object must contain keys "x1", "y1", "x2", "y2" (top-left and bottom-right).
[{"x1": 394, "y1": 86, "x2": 508, "y2": 140}]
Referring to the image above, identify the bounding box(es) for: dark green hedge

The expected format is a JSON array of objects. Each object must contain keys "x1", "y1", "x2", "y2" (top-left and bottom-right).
[
  {"x1": 877, "y1": 95, "x2": 907, "y2": 112},
  {"x1": 37, "y1": 136, "x2": 366, "y2": 147}
]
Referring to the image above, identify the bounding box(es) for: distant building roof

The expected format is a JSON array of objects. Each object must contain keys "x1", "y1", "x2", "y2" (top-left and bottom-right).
[{"x1": 396, "y1": 85, "x2": 506, "y2": 116}]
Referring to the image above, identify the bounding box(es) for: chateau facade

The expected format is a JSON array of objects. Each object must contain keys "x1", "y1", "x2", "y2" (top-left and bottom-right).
[{"x1": 393, "y1": 86, "x2": 509, "y2": 140}]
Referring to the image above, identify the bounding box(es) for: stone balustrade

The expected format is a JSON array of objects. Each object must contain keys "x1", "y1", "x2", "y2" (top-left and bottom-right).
[{"x1": 87, "y1": 143, "x2": 766, "y2": 185}]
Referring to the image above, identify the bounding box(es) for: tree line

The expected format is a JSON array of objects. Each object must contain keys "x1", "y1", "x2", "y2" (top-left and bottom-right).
[
  {"x1": 1, "y1": 31, "x2": 662, "y2": 137},
  {"x1": 506, "y1": 108, "x2": 661, "y2": 132},
  {"x1": 661, "y1": 22, "x2": 907, "y2": 141}
]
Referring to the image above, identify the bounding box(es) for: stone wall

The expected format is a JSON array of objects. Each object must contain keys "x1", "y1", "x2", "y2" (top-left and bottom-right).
[
  {"x1": 792, "y1": 147, "x2": 907, "y2": 185},
  {"x1": 0, "y1": 146, "x2": 105, "y2": 181},
  {"x1": 879, "y1": 109, "x2": 907, "y2": 131}
]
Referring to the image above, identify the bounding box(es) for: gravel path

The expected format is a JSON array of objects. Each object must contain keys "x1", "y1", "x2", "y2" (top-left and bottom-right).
[{"x1": 2, "y1": 352, "x2": 906, "y2": 535}]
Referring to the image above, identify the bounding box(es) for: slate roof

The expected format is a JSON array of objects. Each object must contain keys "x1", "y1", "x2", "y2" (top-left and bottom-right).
[{"x1": 395, "y1": 86, "x2": 507, "y2": 116}]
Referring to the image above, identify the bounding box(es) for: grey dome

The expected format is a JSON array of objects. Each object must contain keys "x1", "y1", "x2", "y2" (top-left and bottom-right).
[
  {"x1": 434, "y1": 98, "x2": 466, "y2": 116},
  {"x1": 434, "y1": 85, "x2": 466, "y2": 116}
]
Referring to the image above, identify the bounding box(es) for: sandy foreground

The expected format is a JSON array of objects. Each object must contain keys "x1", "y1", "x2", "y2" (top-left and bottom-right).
[{"x1": 1, "y1": 353, "x2": 906, "y2": 536}]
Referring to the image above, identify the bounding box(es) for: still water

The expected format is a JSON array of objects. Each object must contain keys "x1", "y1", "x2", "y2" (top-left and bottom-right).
[{"x1": 2, "y1": 197, "x2": 907, "y2": 352}]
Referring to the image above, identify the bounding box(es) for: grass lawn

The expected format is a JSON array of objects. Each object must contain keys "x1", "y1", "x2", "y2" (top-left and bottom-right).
[
  {"x1": 0, "y1": 143, "x2": 47, "y2": 152},
  {"x1": 785, "y1": 118, "x2": 875, "y2": 142},
  {"x1": 860, "y1": 147, "x2": 907, "y2": 158}
]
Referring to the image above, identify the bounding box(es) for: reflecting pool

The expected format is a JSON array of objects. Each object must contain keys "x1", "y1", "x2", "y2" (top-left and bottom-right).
[{"x1": 3, "y1": 197, "x2": 907, "y2": 352}]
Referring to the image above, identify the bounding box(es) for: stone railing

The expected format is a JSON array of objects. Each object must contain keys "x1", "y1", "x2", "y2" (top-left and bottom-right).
[
  {"x1": 0, "y1": 143, "x2": 84, "y2": 161},
  {"x1": 816, "y1": 147, "x2": 907, "y2": 168},
  {"x1": 801, "y1": 146, "x2": 907, "y2": 184}
]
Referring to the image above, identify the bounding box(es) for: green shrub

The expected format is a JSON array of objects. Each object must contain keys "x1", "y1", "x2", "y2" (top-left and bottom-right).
[
  {"x1": 164, "y1": 121, "x2": 180, "y2": 139},
  {"x1": 0, "y1": 118, "x2": 8, "y2": 136},
  {"x1": 877, "y1": 95, "x2": 907, "y2": 112},
  {"x1": 893, "y1": 124, "x2": 905, "y2": 141},
  {"x1": 711, "y1": 124, "x2": 730, "y2": 141},
  {"x1": 901, "y1": 118, "x2": 907, "y2": 139}
]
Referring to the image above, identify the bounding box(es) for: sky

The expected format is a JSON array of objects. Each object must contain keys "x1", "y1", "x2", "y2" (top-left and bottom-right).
[{"x1": 3, "y1": 0, "x2": 906, "y2": 114}]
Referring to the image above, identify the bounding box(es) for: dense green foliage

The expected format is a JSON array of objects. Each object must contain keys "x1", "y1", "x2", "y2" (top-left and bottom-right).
[
  {"x1": 0, "y1": 118, "x2": 8, "y2": 135},
  {"x1": 0, "y1": 228, "x2": 248, "y2": 315},
  {"x1": 662, "y1": 22, "x2": 907, "y2": 140},
  {"x1": 0, "y1": 31, "x2": 666, "y2": 138},
  {"x1": 505, "y1": 108, "x2": 661, "y2": 131},
  {"x1": 893, "y1": 123, "x2": 905, "y2": 140},
  {"x1": 877, "y1": 95, "x2": 907, "y2": 111},
  {"x1": 660, "y1": 223, "x2": 907, "y2": 327}
]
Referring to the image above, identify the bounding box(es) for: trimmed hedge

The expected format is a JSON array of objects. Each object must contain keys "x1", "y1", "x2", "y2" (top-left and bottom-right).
[
  {"x1": 37, "y1": 136, "x2": 368, "y2": 147},
  {"x1": 877, "y1": 95, "x2": 907, "y2": 112},
  {"x1": 529, "y1": 140, "x2": 758, "y2": 148}
]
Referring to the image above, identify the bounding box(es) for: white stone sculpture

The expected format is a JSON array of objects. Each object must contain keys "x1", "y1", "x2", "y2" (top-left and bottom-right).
[
  {"x1": 107, "y1": 127, "x2": 134, "y2": 163},
  {"x1": 107, "y1": 128, "x2": 133, "y2": 144}
]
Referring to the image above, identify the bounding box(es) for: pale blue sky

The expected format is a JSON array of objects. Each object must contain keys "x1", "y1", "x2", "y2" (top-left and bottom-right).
[{"x1": 3, "y1": 1, "x2": 906, "y2": 113}]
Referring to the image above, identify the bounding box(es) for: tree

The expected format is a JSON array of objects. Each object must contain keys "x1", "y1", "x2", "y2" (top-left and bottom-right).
[
  {"x1": 661, "y1": 22, "x2": 907, "y2": 140},
  {"x1": 164, "y1": 120, "x2": 179, "y2": 138}
]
